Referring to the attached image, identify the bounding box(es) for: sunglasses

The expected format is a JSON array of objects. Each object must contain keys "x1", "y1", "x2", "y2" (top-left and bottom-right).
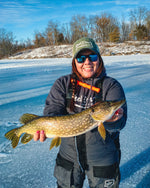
[{"x1": 76, "y1": 54, "x2": 98, "y2": 63}]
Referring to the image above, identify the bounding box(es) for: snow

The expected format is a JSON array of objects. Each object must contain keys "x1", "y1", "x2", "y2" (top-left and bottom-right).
[
  {"x1": 0, "y1": 54, "x2": 150, "y2": 187},
  {"x1": 8, "y1": 41, "x2": 150, "y2": 59}
]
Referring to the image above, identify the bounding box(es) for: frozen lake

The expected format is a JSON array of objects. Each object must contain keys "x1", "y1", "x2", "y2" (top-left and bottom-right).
[{"x1": 0, "y1": 55, "x2": 150, "y2": 187}]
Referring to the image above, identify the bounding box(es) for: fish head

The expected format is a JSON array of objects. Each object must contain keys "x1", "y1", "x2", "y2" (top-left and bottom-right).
[{"x1": 90, "y1": 99, "x2": 125, "y2": 122}]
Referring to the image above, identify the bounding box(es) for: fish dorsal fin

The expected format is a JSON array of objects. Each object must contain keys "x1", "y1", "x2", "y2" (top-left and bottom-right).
[
  {"x1": 19, "y1": 113, "x2": 38, "y2": 124},
  {"x1": 50, "y1": 137, "x2": 61, "y2": 150}
]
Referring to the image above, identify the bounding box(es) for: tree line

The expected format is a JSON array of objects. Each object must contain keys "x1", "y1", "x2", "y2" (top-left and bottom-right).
[{"x1": 0, "y1": 6, "x2": 150, "y2": 59}]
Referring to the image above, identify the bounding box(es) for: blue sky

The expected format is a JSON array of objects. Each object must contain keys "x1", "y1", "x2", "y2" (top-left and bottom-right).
[{"x1": 0, "y1": 0, "x2": 150, "y2": 42}]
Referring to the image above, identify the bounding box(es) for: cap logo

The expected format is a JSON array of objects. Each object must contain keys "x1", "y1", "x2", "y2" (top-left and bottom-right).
[{"x1": 75, "y1": 41, "x2": 93, "y2": 51}]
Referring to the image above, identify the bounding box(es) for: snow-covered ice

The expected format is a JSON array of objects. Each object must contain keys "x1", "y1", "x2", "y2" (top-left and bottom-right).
[{"x1": 0, "y1": 55, "x2": 150, "y2": 188}]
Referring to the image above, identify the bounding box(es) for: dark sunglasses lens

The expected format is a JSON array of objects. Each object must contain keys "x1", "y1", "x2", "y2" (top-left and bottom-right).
[
  {"x1": 76, "y1": 56, "x2": 86, "y2": 63},
  {"x1": 89, "y1": 54, "x2": 98, "y2": 61}
]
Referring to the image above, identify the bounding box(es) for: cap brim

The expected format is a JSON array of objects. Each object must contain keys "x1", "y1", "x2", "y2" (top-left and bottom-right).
[{"x1": 74, "y1": 48, "x2": 97, "y2": 58}]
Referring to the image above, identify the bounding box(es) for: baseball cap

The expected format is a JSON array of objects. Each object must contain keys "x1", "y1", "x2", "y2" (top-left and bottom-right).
[{"x1": 72, "y1": 37, "x2": 100, "y2": 58}]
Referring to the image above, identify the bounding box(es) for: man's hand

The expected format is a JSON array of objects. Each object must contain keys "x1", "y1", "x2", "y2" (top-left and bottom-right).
[{"x1": 33, "y1": 130, "x2": 46, "y2": 142}]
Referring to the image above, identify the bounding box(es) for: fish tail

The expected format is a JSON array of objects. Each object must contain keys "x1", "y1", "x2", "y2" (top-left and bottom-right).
[
  {"x1": 21, "y1": 133, "x2": 33, "y2": 144},
  {"x1": 5, "y1": 128, "x2": 20, "y2": 148}
]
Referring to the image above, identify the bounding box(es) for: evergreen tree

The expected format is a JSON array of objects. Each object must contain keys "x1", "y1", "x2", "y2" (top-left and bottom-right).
[{"x1": 109, "y1": 27, "x2": 120, "y2": 42}]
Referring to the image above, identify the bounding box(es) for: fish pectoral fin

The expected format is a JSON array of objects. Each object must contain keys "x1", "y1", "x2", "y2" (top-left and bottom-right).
[
  {"x1": 98, "y1": 122, "x2": 106, "y2": 140},
  {"x1": 19, "y1": 113, "x2": 38, "y2": 124},
  {"x1": 21, "y1": 133, "x2": 33, "y2": 144},
  {"x1": 5, "y1": 128, "x2": 20, "y2": 148},
  {"x1": 50, "y1": 137, "x2": 61, "y2": 150}
]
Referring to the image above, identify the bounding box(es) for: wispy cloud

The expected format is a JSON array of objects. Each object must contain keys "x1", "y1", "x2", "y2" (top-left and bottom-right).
[
  {"x1": 62, "y1": 1, "x2": 114, "y2": 8},
  {"x1": 115, "y1": 0, "x2": 139, "y2": 5},
  {"x1": 0, "y1": 1, "x2": 53, "y2": 27},
  {"x1": 0, "y1": 5, "x2": 31, "y2": 26}
]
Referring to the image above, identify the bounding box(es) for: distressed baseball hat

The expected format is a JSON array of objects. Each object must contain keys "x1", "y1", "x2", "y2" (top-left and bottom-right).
[{"x1": 72, "y1": 37, "x2": 100, "y2": 58}]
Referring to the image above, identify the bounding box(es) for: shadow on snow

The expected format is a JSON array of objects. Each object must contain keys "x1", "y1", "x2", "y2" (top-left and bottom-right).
[{"x1": 120, "y1": 147, "x2": 150, "y2": 186}]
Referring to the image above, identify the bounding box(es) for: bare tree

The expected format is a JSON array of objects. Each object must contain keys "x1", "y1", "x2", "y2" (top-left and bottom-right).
[
  {"x1": 61, "y1": 23, "x2": 72, "y2": 44},
  {"x1": 0, "y1": 28, "x2": 14, "y2": 58},
  {"x1": 145, "y1": 11, "x2": 150, "y2": 39},
  {"x1": 120, "y1": 16, "x2": 130, "y2": 41},
  {"x1": 33, "y1": 31, "x2": 46, "y2": 47},
  {"x1": 95, "y1": 13, "x2": 119, "y2": 42},
  {"x1": 129, "y1": 6, "x2": 148, "y2": 40},
  {"x1": 88, "y1": 15, "x2": 98, "y2": 41},
  {"x1": 45, "y1": 20, "x2": 59, "y2": 45},
  {"x1": 70, "y1": 15, "x2": 89, "y2": 43},
  {"x1": 25, "y1": 38, "x2": 34, "y2": 49},
  {"x1": 130, "y1": 6, "x2": 147, "y2": 26}
]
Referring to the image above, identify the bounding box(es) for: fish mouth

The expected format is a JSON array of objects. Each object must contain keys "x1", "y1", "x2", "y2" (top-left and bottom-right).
[
  {"x1": 105, "y1": 99, "x2": 126, "y2": 121},
  {"x1": 114, "y1": 99, "x2": 125, "y2": 110},
  {"x1": 111, "y1": 99, "x2": 125, "y2": 117}
]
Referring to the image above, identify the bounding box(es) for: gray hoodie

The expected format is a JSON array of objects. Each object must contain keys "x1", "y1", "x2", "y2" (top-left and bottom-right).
[{"x1": 43, "y1": 70, "x2": 127, "y2": 168}]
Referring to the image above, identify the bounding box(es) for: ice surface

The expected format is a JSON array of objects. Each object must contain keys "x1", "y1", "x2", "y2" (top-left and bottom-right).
[{"x1": 0, "y1": 55, "x2": 150, "y2": 187}]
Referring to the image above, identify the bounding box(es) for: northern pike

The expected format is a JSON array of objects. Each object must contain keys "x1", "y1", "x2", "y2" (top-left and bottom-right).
[{"x1": 5, "y1": 99, "x2": 125, "y2": 150}]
